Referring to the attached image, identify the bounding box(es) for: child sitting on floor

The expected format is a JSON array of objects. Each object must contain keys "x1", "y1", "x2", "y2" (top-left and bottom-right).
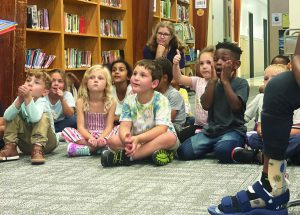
[
  {"x1": 233, "y1": 64, "x2": 300, "y2": 165},
  {"x1": 62, "y1": 65, "x2": 116, "y2": 157},
  {"x1": 171, "y1": 79, "x2": 195, "y2": 126},
  {"x1": 110, "y1": 59, "x2": 133, "y2": 124},
  {"x1": 154, "y1": 57, "x2": 186, "y2": 132},
  {"x1": 173, "y1": 46, "x2": 214, "y2": 142},
  {"x1": 0, "y1": 70, "x2": 58, "y2": 164},
  {"x1": 101, "y1": 59, "x2": 179, "y2": 167},
  {"x1": 176, "y1": 42, "x2": 249, "y2": 163},
  {"x1": 46, "y1": 69, "x2": 77, "y2": 133}
]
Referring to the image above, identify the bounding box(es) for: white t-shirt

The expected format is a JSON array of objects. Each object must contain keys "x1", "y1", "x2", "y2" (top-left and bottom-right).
[
  {"x1": 46, "y1": 91, "x2": 75, "y2": 122},
  {"x1": 112, "y1": 84, "x2": 133, "y2": 117}
]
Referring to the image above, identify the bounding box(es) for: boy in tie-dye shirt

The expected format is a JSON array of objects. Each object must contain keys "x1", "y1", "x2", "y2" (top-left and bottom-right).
[{"x1": 101, "y1": 59, "x2": 179, "y2": 167}]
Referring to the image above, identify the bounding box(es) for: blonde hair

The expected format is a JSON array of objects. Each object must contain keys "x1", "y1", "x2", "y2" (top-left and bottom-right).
[
  {"x1": 78, "y1": 65, "x2": 113, "y2": 112},
  {"x1": 195, "y1": 46, "x2": 215, "y2": 77},
  {"x1": 264, "y1": 64, "x2": 288, "y2": 75},
  {"x1": 146, "y1": 21, "x2": 185, "y2": 52},
  {"x1": 26, "y1": 69, "x2": 52, "y2": 89}
]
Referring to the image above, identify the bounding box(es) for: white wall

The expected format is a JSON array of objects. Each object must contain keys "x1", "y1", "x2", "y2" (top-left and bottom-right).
[
  {"x1": 207, "y1": 0, "x2": 224, "y2": 46},
  {"x1": 289, "y1": 0, "x2": 300, "y2": 29},
  {"x1": 239, "y1": 0, "x2": 268, "y2": 78},
  {"x1": 208, "y1": 0, "x2": 267, "y2": 78}
]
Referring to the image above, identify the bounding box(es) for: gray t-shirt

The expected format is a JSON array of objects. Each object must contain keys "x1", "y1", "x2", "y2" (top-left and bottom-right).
[
  {"x1": 203, "y1": 77, "x2": 249, "y2": 137},
  {"x1": 164, "y1": 86, "x2": 186, "y2": 131}
]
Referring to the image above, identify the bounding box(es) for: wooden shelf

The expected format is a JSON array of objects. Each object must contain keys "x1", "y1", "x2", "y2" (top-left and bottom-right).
[
  {"x1": 100, "y1": 4, "x2": 127, "y2": 11},
  {"x1": 26, "y1": 28, "x2": 61, "y2": 34},
  {"x1": 101, "y1": 36, "x2": 127, "y2": 40},
  {"x1": 64, "y1": 32, "x2": 98, "y2": 38},
  {"x1": 26, "y1": 0, "x2": 133, "y2": 71},
  {"x1": 64, "y1": 0, "x2": 98, "y2": 5}
]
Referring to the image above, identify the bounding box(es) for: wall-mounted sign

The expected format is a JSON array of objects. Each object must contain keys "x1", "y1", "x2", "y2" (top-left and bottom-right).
[
  {"x1": 272, "y1": 13, "x2": 282, "y2": 26},
  {"x1": 282, "y1": 13, "x2": 289, "y2": 29},
  {"x1": 197, "y1": 9, "x2": 205, "y2": 16},
  {"x1": 195, "y1": 0, "x2": 207, "y2": 9}
]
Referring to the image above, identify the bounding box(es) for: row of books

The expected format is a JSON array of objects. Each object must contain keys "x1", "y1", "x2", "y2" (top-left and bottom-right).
[
  {"x1": 102, "y1": 49, "x2": 124, "y2": 64},
  {"x1": 178, "y1": 0, "x2": 190, "y2": 3},
  {"x1": 27, "y1": 5, "x2": 49, "y2": 30},
  {"x1": 177, "y1": 5, "x2": 189, "y2": 22},
  {"x1": 25, "y1": 49, "x2": 56, "y2": 69},
  {"x1": 100, "y1": 0, "x2": 122, "y2": 8},
  {"x1": 0, "y1": 19, "x2": 17, "y2": 35},
  {"x1": 64, "y1": 13, "x2": 85, "y2": 34},
  {"x1": 65, "y1": 48, "x2": 92, "y2": 68},
  {"x1": 100, "y1": 19, "x2": 122, "y2": 37},
  {"x1": 185, "y1": 47, "x2": 196, "y2": 62},
  {"x1": 184, "y1": 23, "x2": 195, "y2": 41},
  {"x1": 161, "y1": 0, "x2": 172, "y2": 19}
]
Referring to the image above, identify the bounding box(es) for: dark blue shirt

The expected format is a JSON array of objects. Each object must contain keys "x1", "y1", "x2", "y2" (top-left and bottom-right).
[{"x1": 143, "y1": 46, "x2": 185, "y2": 69}]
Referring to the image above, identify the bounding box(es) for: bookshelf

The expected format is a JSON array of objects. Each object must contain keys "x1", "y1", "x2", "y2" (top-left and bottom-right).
[
  {"x1": 25, "y1": 0, "x2": 132, "y2": 77},
  {"x1": 153, "y1": 0, "x2": 193, "y2": 27},
  {"x1": 153, "y1": 0, "x2": 195, "y2": 75}
]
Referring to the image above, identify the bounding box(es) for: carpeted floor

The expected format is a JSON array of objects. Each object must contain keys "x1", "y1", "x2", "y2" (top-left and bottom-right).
[
  {"x1": 1, "y1": 143, "x2": 300, "y2": 215},
  {"x1": 1, "y1": 82, "x2": 300, "y2": 215}
]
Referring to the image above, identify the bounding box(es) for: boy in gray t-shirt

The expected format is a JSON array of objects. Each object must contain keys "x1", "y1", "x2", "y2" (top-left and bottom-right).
[
  {"x1": 176, "y1": 42, "x2": 249, "y2": 163},
  {"x1": 154, "y1": 58, "x2": 186, "y2": 132}
]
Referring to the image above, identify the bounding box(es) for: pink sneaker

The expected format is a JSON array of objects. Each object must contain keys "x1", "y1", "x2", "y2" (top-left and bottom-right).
[{"x1": 67, "y1": 143, "x2": 91, "y2": 157}]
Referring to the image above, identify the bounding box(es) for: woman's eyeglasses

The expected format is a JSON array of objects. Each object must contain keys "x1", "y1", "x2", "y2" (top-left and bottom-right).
[{"x1": 157, "y1": 32, "x2": 171, "y2": 37}]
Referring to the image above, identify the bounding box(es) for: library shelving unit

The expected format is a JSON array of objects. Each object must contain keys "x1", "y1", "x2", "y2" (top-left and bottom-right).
[
  {"x1": 153, "y1": 0, "x2": 196, "y2": 76},
  {"x1": 25, "y1": 0, "x2": 133, "y2": 78}
]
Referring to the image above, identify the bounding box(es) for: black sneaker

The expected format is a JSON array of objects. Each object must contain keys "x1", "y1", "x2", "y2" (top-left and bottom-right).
[
  {"x1": 152, "y1": 149, "x2": 174, "y2": 166},
  {"x1": 100, "y1": 149, "x2": 130, "y2": 167},
  {"x1": 231, "y1": 147, "x2": 262, "y2": 164}
]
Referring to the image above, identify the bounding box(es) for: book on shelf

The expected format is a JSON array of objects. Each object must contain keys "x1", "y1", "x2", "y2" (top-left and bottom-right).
[
  {"x1": 64, "y1": 13, "x2": 84, "y2": 34},
  {"x1": 65, "y1": 48, "x2": 92, "y2": 68},
  {"x1": 79, "y1": 16, "x2": 86, "y2": 33},
  {"x1": 27, "y1": 5, "x2": 49, "y2": 30},
  {"x1": 101, "y1": 49, "x2": 124, "y2": 64},
  {"x1": 161, "y1": 0, "x2": 171, "y2": 19},
  {"x1": 100, "y1": 19, "x2": 122, "y2": 37},
  {"x1": 0, "y1": 19, "x2": 17, "y2": 35},
  {"x1": 25, "y1": 49, "x2": 56, "y2": 69},
  {"x1": 177, "y1": 4, "x2": 189, "y2": 22},
  {"x1": 101, "y1": 0, "x2": 122, "y2": 7}
]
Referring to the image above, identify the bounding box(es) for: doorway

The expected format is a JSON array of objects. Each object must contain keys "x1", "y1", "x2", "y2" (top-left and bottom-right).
[
  {"x1": 263, "y1": 18, "x2": 268, "y2": 69},
  {"x1": 249, "y1": 12, "x2": 254, "y2": 78}
]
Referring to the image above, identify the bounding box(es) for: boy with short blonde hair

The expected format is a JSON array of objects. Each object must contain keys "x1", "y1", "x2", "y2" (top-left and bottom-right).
[
  {"x1": 101, "y1": 59, "x2": 179, "y2": 167},
  {"x1": 0, "y1": 70, "x2": 58, "y2": 165}
]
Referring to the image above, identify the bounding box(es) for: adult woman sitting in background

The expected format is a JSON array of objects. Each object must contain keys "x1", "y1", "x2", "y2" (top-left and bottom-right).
[{"x1": 143, "y1": 21, "x2": 186, "y2": 69}]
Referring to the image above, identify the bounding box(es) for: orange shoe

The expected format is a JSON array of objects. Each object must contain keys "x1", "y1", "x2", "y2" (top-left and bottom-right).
[
  {"x1": 0, "y1": 143, "x2": 19, "y2": 162},
  {"x1": 31, "y1": 144, "x2": 45, "y2": 165}
]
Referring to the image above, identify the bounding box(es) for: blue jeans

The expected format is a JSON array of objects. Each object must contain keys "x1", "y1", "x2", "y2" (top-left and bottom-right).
[
  {"x1": 54, "y1": 116, "x2": 77, "y2": 133},
  {"x1": 262, "y1": 71, "x2": 300, "y2": 160},
  {"x1": 248, "y1": 133, "x2": 300, "y2": 160},
  {"x1": 177, "y1": 130, "x2": 245, "y2": 163}
]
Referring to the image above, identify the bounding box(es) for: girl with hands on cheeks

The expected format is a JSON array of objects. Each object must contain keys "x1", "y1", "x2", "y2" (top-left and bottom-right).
[{"x1": 46, "y1": 69, "x2": 77, "y2": 132}]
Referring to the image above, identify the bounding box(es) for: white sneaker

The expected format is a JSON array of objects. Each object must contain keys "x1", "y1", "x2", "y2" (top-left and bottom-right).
[{"x1": 56, "y1": 132, "x2": 66, "y2": 142}]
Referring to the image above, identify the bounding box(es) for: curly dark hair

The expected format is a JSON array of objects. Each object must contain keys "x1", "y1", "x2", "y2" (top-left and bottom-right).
[
  {"x1": 216, "y1": 42, "x2": 243, "y2": 60},
  {"x1": 110, "y1": 59, "x2": 133, "y2": 79}
]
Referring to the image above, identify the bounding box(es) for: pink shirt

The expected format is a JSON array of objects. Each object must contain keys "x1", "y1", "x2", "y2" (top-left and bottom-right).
[{"x1": 191, "y1": 76, "x2": 208, "y2": 126}]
